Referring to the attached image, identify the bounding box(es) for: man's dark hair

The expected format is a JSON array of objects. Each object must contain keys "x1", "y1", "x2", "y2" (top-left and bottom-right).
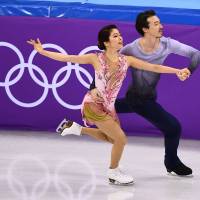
[
  {"x1": 135, "y1": 10, "x2": 156, "y2": 36},
  {"x1": 98, "y1": 24, "x2": 118, "y2": 50}
]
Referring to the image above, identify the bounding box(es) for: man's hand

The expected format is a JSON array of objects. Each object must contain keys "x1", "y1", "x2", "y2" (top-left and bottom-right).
[
  {"x1": 90, "y1": 88, "x2": 104, "y2": 103},
  {"x1": 177, "y1": 68, "x2": 191, "y2": 81}
]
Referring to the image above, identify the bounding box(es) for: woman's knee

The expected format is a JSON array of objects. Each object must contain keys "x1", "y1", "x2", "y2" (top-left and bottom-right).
[
  {"x1": 114, "y1": 134, "x2": 127, "y2": 146},
  {"x1": 106, "y1": 135, "x2": 114, "y2": 144}
]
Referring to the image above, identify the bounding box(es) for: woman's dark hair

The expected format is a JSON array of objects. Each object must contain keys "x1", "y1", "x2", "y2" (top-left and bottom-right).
[
  {"x1": 98, "y1": 24, "x2": 118, "y2": 50},
  {"x1": 135, "y1": 10, "x2": 156, "y2": 36}
]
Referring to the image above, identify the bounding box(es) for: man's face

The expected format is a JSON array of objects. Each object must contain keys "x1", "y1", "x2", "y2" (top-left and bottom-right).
[{"x1": 144, "y1": 15, "x2": 163, "y2": 38}]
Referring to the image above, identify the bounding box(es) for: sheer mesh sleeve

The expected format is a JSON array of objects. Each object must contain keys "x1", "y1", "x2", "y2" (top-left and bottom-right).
[{"x1": 169, "y1": 38, "x2": 200, "y2": 73}]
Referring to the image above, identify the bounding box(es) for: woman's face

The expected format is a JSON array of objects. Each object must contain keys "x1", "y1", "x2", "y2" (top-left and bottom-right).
[{"x1": 105, "y1": 28, "x2": 123, "y2": 50}]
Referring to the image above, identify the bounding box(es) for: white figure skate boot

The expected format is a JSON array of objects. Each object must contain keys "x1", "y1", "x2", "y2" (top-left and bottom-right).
[
  {"x1": 56, "y1": 118, "x2": 82, "y2": 136},
  {"x1": 107, "y1": 167, "x2": 134, "y2": 186}
]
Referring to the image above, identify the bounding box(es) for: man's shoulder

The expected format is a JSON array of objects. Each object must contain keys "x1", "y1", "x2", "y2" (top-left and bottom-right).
[
  {"x1": 124, "y1": 38, "x2": 139, "y2": 47},
  {"x1": 160, "y1": 36, "x2": 179, "y2": 44},
  {"x1": 120, "y1": 39, "x2": 139, "y2": 54},
  {"x1": 160, "y1": 36, "x2": 177, "y2": 49},
  {"x1": 160, "y1": 36, "x2": 171, "y2": 43}
]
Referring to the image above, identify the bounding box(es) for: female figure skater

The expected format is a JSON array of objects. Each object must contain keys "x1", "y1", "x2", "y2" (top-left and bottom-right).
[{"x1": 27, "y1": 24, "x2": 190, "y2": 186}]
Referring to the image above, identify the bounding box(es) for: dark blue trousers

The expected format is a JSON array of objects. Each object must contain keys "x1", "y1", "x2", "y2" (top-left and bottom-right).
[{"x1": 115, "y1": 97, "x2": 182, "y2": 168}]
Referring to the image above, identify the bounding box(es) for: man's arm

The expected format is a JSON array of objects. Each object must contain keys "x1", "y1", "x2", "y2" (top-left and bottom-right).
[
  {"x1": 188, "y1": 51, "x2": 200, "y2": 73},
  {"x1": 169, "y1": 38, "x2": 200, "y2": 74},
  {"x1": 89, "y1": 79, "x2": 96, "y2": 90},
  {"x1": 89, "y1": 79, "x2": 104, "y2": 103}
]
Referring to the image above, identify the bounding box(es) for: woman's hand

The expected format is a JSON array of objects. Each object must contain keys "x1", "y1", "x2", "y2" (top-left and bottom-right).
[{"x1": 27, "y1": 38, "x2": 43, "y2": 53}]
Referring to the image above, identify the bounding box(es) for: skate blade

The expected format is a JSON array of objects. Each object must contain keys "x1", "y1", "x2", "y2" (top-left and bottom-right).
[
  {"x1": 56, "y1": 118, "x2": 67, "y2": 133},
  {"x1": 167, "y1": 172, "x2": 193, "y2": 178},
  {"x1": 109, "y1": 179, "x2": 134, "y2": 186}
]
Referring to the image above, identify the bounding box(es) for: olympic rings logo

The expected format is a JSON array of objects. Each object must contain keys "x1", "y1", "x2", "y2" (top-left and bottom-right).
[
  {"x1": 0, "y1": 42, "x2": 100, "y2": 110},
  {"x1": 0, "y1": 155, "x2": 97, "y2": 200}
]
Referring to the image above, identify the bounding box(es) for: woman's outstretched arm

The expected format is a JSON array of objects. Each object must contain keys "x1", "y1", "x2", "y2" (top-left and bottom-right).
[
  {"x1": 27, "y1": 38, "x2": 96, "y2": 65},
  {"x1": 126, "y1": 55, "x2": 190, "y2": 76}
]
